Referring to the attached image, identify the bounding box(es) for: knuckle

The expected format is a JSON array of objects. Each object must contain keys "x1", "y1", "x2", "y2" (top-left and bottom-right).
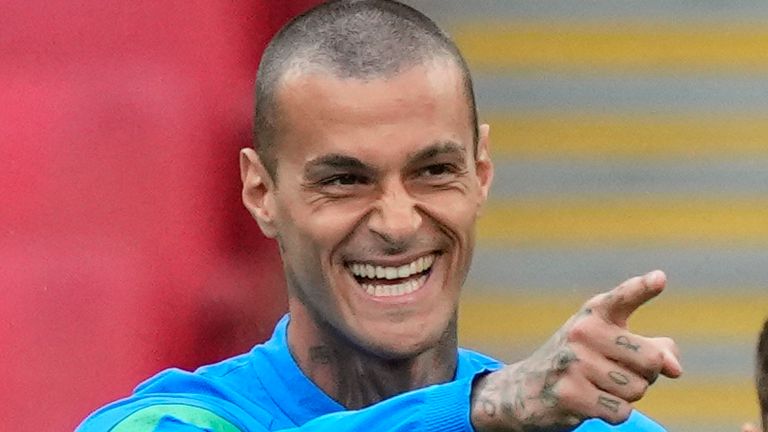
[
  {"x1": 598, "y1": 398, "x2": 632, "y2": 425},
  {"x1": 561, "y1": 414, "x2": 582, "y2": 429},
  {"x1": 617, "y1": 403, "x2": 633, "y2": 422},
  {"x1": 604, "y1": 404, "x2": 632, "y2": 425},
  {"x1": 566, "y1": 321, "x2": 590, "y2": 343},
  {"x1": 595, "y1": 393, "x2": 631, "y2": 425},
  {"x1": 556, "y1": 380, "x2": 577, "y2": 402},
  {"x1": 584, "y1": 294, "x2": 603, "y2": 309},
  {"x1": 660, "y1": 336, "x2": 681, "y2": 356},
  {"x1": 637, "y1": 347, "x2": 665, "y2": 373},
  {"x1": 647, "y1": 349, "x2": 666, "y2": 370},
  {"x1": 625, "y1": 380, "x2": 649, "y2": 402}
]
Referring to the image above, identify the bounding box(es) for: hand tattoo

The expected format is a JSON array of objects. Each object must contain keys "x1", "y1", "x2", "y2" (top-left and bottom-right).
[
  {"x1": 552, "y1": 349, "x2": 578, "y2": 372},
  {"x1": 481, "y1": 399, "x2": 497, "y2": 418}
]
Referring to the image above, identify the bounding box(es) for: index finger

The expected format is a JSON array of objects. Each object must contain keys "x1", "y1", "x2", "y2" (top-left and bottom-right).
[{"x1": 595, "y1": 270, "x2": 666, "y2": 327}]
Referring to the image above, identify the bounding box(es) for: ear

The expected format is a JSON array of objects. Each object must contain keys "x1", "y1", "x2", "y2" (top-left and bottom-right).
[
  {"x1": 240, "y1": 148, "x2": 279, "y2": 238},
  {"x1": 475, "y1": 123, "x2": 494, "y2": 205}
]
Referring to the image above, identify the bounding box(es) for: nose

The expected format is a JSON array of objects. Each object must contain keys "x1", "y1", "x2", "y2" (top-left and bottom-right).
[{"x1": 367, "y1": 178, "x2": 423, "y2": 245}]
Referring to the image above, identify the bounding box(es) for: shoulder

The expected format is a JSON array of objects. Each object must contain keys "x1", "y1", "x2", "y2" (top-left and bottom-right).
[
  {"x1": 78, "y1": 318, "x2": 292, "y2": 432},
  {"x1": 77, "y1": 362, "x2": 273, "y2": 432},
  {"x1": 76, "y1": 397, "x2": 247, "y2": 432}
]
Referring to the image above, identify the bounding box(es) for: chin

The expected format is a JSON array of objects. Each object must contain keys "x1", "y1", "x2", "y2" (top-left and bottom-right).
[{"x1": 350, "y1": 315, "x2": 454, "y2": 360}]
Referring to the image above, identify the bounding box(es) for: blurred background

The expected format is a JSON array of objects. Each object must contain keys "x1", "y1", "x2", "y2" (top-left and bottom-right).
[
  {"x1": 1, "y1": 1, "x2": 765, "y2": 431},
  {"x1": 1, "y1": 1, "x2": 318, "y2": 430}
]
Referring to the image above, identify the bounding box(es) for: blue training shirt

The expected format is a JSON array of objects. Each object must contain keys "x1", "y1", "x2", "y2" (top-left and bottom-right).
[{"x1": 77, "y1": 315, "x2": 667, "y2": 431}]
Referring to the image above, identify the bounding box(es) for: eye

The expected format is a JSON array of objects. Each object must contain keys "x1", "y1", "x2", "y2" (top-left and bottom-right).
[
  {"x1": 322, "y1": 173, "x2": 367, "y2": 186},
  {"x1": 420, "y1": 163, "x2": 454, "y2": 177}
]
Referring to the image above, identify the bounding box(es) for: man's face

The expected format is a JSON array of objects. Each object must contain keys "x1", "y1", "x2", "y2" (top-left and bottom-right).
[{"x1": 246, "y1": 60, "x2": 492, "y2": 359}]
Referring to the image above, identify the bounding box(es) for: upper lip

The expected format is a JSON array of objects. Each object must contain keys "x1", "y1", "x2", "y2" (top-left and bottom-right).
[{"x1": 344, "y1": 251, "x2": 438, "y2": 267}]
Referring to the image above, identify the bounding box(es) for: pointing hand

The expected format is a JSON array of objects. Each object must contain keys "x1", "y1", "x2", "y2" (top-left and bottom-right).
[{"x1": 471, "y1": 270, "x2": 682, "y2": 431}]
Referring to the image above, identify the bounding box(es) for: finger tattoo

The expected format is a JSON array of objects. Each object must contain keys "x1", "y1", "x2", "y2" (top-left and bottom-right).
[
  {"x1": 615, "y1": 335, "x2": 640, "y2": 352},
  {"x1": 598, "y1": 395, "x2": 621, "y2": 413},
  {"x1": 608, "y1": 371, "x2": 630, "y2": 386}
]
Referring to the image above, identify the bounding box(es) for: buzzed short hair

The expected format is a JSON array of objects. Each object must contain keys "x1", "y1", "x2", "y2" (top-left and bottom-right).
[
  {"x1": 254, "y1": 0, "x2": 479, "y2": 179},
  {"x1": 757, "y1": 318, "x2": 768, "y2": 429}
]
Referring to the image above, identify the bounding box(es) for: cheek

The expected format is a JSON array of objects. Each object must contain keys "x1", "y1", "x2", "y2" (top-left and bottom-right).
[
  {"x1": 280, "y1": 197, "x2": 370, "y2": 255},
  {"x1": 418, "y1": 189, "x2": 481, "y2": 236}
]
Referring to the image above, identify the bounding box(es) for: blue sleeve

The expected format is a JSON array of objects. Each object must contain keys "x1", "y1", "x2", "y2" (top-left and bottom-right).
[
  {"x1": 76, "y1": 376, "x2": 478, "y2": 432},
  {"x1": 291, "y1": 376, "x2": 476, "y2": 431},
  {"x1": 577, "y1": 410, "x2": 667, "y2": 432},
  {"x1": 77, "y1": 379, "x2": 665, "y2": 432}
]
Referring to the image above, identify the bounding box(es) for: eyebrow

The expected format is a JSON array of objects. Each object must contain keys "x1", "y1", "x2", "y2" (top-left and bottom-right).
[
  {"x1": 304, "y1": 154, "x2": 372, "y2": 175},
  {"x1": 407, "y1": 141, "x2": 468, "y2": 166},
  {"x1": 303, "y1": 140, "x2": 467, "y2": 177}
]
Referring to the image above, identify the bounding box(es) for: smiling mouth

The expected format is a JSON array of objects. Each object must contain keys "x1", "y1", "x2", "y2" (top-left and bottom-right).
[{"x1": 346, "y1": 254, "x2": 436, "y2": 297}]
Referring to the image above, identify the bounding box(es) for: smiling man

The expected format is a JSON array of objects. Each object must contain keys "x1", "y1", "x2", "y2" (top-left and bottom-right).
[{"x1": 78, "y1": 1, "x2": 681, "y2": 431}]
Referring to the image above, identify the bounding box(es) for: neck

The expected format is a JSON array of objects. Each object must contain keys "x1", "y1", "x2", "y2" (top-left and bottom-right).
[{"x1": 286, "y1": 301, "x2": 458, "y2": 410}]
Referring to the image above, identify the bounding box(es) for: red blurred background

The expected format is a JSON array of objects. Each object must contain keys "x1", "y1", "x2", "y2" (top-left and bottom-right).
[{"x1": 0, "y1": 1, "x2": 319, "y2": 430}]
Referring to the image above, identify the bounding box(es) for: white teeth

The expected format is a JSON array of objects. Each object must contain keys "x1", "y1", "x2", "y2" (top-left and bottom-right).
[
  {"x1": 348, "y1": 254, "x2": 436, "y2": 286},
  {"x1": 377, "y1": 256, "x2": 433, "y2": 278},
  {"x1": 357, "y1": 274, "x2": 429, "y2": 298},
  {"x1": 385, "y1": 267, "x2": 398, "y2": 279},
  {"x1": 397, "y1": 264, "x2": 410, "y2": 278}
]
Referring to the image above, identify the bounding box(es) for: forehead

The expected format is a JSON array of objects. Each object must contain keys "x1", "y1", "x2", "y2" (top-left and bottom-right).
[{"x1": 272, "y1": 60, "x2": 473, "y2": 167}]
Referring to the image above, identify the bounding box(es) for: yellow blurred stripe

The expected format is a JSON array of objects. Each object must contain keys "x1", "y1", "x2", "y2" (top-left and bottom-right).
[
  {"x1": 459, "y1": 292, "x2": 768, "y2": 344},
  {"x1": 478, "y1": 198, "x2": 768, "y2": 247},
  {"x1": 486, "y1": 114, "x2": 768, "y2": 160},
  {"x1": 637, "y1": 379, "x2": 758, "y2": 424},
  {"x1": 455, "y1": 22, "x2": 768, "y2": 71}
]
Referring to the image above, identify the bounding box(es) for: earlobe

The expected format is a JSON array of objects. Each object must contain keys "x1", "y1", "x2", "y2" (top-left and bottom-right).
[
  {"x1": 475, "y1": 123, "x2": 494, "y2": 205},
  {"x1": 240, "y1": 148, "x2": 278, "y2": 238}
]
